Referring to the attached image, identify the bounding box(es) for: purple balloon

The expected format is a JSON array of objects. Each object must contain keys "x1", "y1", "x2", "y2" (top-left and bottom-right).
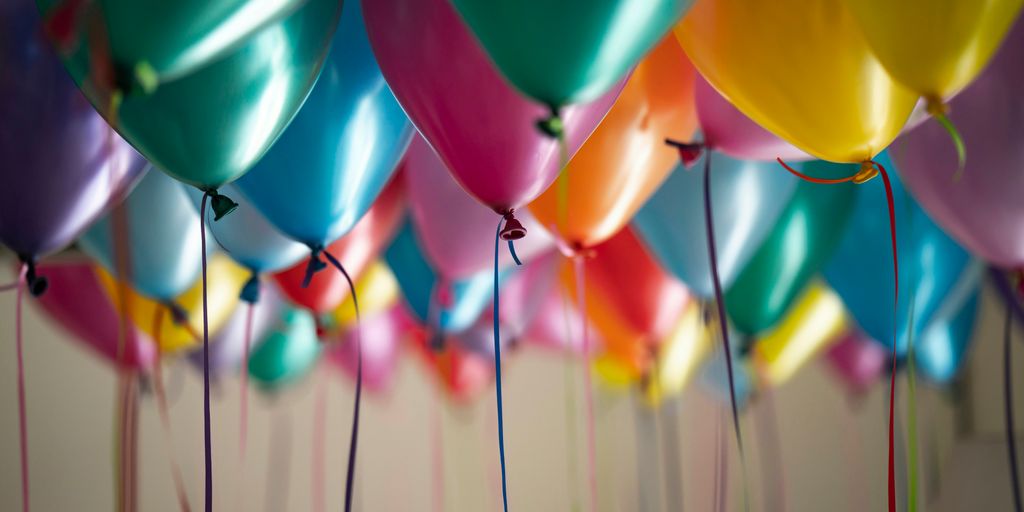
[
  {"x1": 327, "y1": 305, "x2": 412, "y2": 394},
  {"x1": 893, "y1": 19, "x2": 1024, "y2": 268},
  {"x1": 0, "y1": 3, "x2": 146, "y2": 259},
  {"x1": 823, "y1": 330, "x2": 887, "y2": 396},
  {"x1": 187, "y1": 283, "x2": 287, "y2": 378}
]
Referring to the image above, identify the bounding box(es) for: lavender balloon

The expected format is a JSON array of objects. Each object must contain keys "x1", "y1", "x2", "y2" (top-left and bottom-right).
[
  {"x1": 893, "y1": 19, "x2": 1024, "y2": 268},
  {"x1": 0, "y1": 3, "x2": 146, "y2": 265},
  {"x1": 187, "y1": 283, "x2": 287, "y2": 378}
]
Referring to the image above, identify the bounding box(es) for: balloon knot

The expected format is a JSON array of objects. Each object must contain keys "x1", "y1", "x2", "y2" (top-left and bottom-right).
[
  {"x1": 925, "y1": 97, "x2": 948, "y2": 117},
  {"x1": 852, "y1": 161, "x2": 880, "y2": 184},
  {"x1": 19, "y1": 257, "x2": 48, "y2": 297},
  {"x1": 665, "y1": 138, "x2": 705, "y2": 169},
  {"x1": 301, "y1": 246, "x2": 328, "y2": 289},
  {"x1": 240, "y1": 271, "x2": 261, "y2": 303},
  {"x1": 1014, "y1": 269, "x2": 1024, "y2": 298},
  {"x1": 499, "y1": 211, "x2": 527, "y2": 241},
  {"x1": 925, "y1": 97, "x2": 967, "y2": 181},
  {"x1": 166, "y1": 301, "x2": 189, "y2": 325},
  {"x1": 207, "y1": 189, "x2": 238, "y2": 221},
  {"x1": 428, "y1": 331, "x2": 446, "y2": 352},
  {"x1": 535, "y1": 106, "x2": 564, "y2": 139}
]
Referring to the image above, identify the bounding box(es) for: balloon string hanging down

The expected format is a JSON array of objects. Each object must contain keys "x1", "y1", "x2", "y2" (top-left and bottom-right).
[
  {"x1": 152, "y1": 309, "x2": 192, "y2": 512},
  {"x1": 924, "y1": 99, "x2": 966, "y2": 181},
  {"x1": 572, "y1": 255, "x2": 598, "y2": 512},
  {"x1": 775, "y1": 157, "x2": 901, "y2": 512},
  {"x1": 1005, "y1": 299, "x2": 1023, "y2": 512}
]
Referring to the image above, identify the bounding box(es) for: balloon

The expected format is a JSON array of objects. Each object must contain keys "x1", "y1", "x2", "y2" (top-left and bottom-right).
[
  {"x1": 844, "y1": 0, "x2": 1022, "y2": 103},
  {"x1": 404, "y1": 137, "x2": 554, "y2": 280},
  {"x1": 643, "y1": 301, "x2": 713, "y2": 406},
  {"x1": 751, "y1": 282, "x2": 848, "y2": 386},
  {"x1": 915, "y1": 287, "x2": 980, "y2": 383},
  {"x1": 248, "y1": 308, "x2": 322, "y2": 390},
  {"x1": 329, "y1": 261, "x2": 399, "y2": 331},
  {"x1": 694, "y1": 76, "x2": 809, "y2": 162},
  {"x1": 410, "y1": 333, "x2": 493, "y2": 404},
  {"x1": 79, "y1": 169, "x2": 203, "y2": 301},
  {"x1": 363, "y1": 0, "x2": 621, "y2": 213},
  {"x1": 675, "y1": 0, "x2": 917, "y2": 163},
  {"x1": 823, "y1": 330, "x2": 888, "y2": 395},
  {"x1": 45, "y1": 0, "x2": 343, "y2": 190},
  {"x1": 823, "y1": 154, "x2": 978, "y2": 356},
  {"x1": 385, "y1": 220, "x2": 506, "y2": 334},
  {"x1": 450, "y1": 0, "x2": 692, "y2": 108},
  {"x1": 563, "y1": 228, "x2": 690, "y2": 374},
  {"x1": 95, "y1": 255, "x2": 249, "y2": 353},
  {"x1": 34, "y1": 259, "x2": 156, "y2": 369},
  {"x1": 328, "y1": 305, "x2": 413, "y2": 394},
  {"x1": 892, "y1": 19, "x2": 1024, "y2": 268},
  {"x1": 273, "y1": 178, "x2": 405, "y2": 314},
  {"x1": 528, "y1": 36, "x2": 698, "y2": 249},
  {"x1": 521, "y1": 261, "x2": 591, "y2": 355},
  {"x1": 235, "y1": 0, "x2": 413, "y2": 247},
  {"x1": 186, "y1": 184, "x2": 307, "y2": 275},
  {"x1": 0, "y1": 3, "x2": 146, "y2": 259},
  {"x1": 725, "y1": 163, "x2": 858, "y2": 335},
  {"x1": 633, "y1": 154, "x2": 798, "y2": 298}
]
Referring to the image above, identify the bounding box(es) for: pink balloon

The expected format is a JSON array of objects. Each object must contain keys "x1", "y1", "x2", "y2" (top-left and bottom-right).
[
  {"x1": 33, "y1": 260, "x2": 157, "y2": 370},
  {"x1": 823, "y1": 330, "x2": 887, "y2": 395},
  {"x1": 363, "y1": 0, "x2": 622, "y2": 213},
  {"x1": 327, "y1": 306, "x2": 413, "y2": 394},
  {"x1": 696, "y1": 76, "x2": 809, "y2": 161},
  {"x1": 405, "y1": 137, "x2": 554, "y2": 279},
  {"x1": 893, "y1": 19, "x2": 1024, "y2": 268}
]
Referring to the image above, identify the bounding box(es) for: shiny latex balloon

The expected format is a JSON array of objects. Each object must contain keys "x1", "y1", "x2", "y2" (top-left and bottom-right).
[
  {"x1": 95, "y1": 255, "x2": 249, "y2": 353},
  {"x1": 695, "y1": 76, "x2": 809, "y2": 162},
  {"x1": 385, "y1": 220, "x2": 507, "y2": 335},
  {"x1": 752, "y1": 282, "x2": 848, "y2": 386},
  {"x1": 36, "y1": 0, "x2": 307, "y2": 85},
  {"x1": 273, "y1": 177, "x2": 405, "y2": 314},
  {"x1": 593, "y1": 354, "x2": 639, "y2": 391},
  {"x1": 521, "y1": 257, "x2": 590, "y2": 355},
  {"x1": 79, "y1": 169, "x2": 203, "y2": 301},
  {"x1": 410, "y1": 332, "x2": 493, "y2": 404},
  {"x1": 34, "y1": 259, "x2": 156, "y2": 369},
  {"x1": 186, "y1": 184, "x2": 307, "y2": 274},
  {"x1": 363, "y1": 0, "x2": 621, "y2": 212},
  {"x1": 915, "y1": 286, "x2": 980, "y2": 383},
  {"x1": 248, "y1": 308, "x2": 322, "y2": 390},
  {"x1": 725, "y1": 163, "x2": 858, "y2": 335},
  {"x1": 450, "y1": 0, "x2": 692, "y2": 108},
  {"x1": 0, "y1": 3, "x2": 147, "y2": 259},
  {"x1": 330, "y1": 261, "x2": 399, "y2": 331},
  {"x1": 528, "y1": 36, "x2": 698, "y2": 249},
  {"x1": 633, "y1": 154, "x2": 798, "y2": 298},
  {"x1": 643, "y1": 301, "x2": 713, "y2": 406},
  {"x1": 235, "y1": 0, "x2": 414, "y2": 246},
  {"x1": 562, "y1": 228, "x2": 690, "y2": 374},
  {"x1": 823, "y1": 153, "x2": 978, "y2": 356},
  {"x1": 44, "y1": 0, "x2": 343, "y2": 190},
  {"x1": 404, "y1": 137, "x2": 554, "y2": 280},
  {"x1": 823, "y1": 330, "x2": 888, "y2": 395},
  {"x1": 892, "y1": 20, "x2": 1024, "y2": 268},
  {"x1": 328, "y1": 305, "x2": 413, "y2": 394},
  {"x1": 675, "y1": 0, "x2": 917, "y2": 163},
  {"x1": 844, "y1": 0, "x2": 1022, "y2": 102}
]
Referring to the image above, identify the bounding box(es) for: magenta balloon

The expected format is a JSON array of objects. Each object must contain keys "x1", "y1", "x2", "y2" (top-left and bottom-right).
[
  {"x1": 363, "y1": 0, "x2": 622, "y2": 212},
  {"x1": 893, "y1": 20, "x2": 1024, "y2": 267},
  {"x1": 327, "y1": 306, "x2": 412, "y2": 394},
  {"x1": 823, "y1": 330, "x2": 887, "y2": 395},
  {"x1": 33, "y1": 260, "x2": 156, "y2": 370},
  {"x1": 404, "y1": 137, "x2": 554, "y2": 279},
  {"x1": 696, "y1": 77, "x2": 809, "y2": 161}
]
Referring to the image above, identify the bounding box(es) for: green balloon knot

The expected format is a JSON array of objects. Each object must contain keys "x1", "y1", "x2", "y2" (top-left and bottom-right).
[
  {"x1": 535, "y1": 106, "x2": 564, "y2": 139},
  {"x1": 209, "y1": 190, "x2": 238, "y2": 221},
  {"x1": 134, "y1": 61, "x2": 159, "y2": 95}
]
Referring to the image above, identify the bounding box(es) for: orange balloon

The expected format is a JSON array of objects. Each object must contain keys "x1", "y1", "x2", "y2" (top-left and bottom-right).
[{"x1": 529, "y1": 36, "x2": 697, "y2": 249}]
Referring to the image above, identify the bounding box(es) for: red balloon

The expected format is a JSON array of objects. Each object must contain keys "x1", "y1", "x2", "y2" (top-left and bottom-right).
[
  {"x1": 273, "y1": 177, "x2": 405, "y2": 313},
  {"x1": 408, "y1": 326, "x2": 494, "y2": 404}
]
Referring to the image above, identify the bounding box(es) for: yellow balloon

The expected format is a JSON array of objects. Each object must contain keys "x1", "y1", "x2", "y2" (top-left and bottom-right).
[
  {"x1": 96, "y1": 255, "x2": 249, "y2": 353},
  {"x1": 643, "y1": 301, "x2": 712, "y2": 407},
  {"x1": 675, "y1": 0, "x2": 918, "y2": 163},
  {"x1": 845, "y1": 0, "x2": 1023, "y2": 102},
  {"x1": 593, "y1": 355, "x2": 639, "y2": 391},
  {"x1": 752, "y1": 281, "x2": 848, "y2": 386},
  {"x1": 331, "y1": 261, "x2": 399, "y2": 329}
]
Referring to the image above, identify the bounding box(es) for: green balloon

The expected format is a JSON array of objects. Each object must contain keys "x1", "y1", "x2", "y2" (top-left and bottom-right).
[
  {"x1": 249, "y1": 308, "x2": 322, "y2": 389},
  {"x1": 724, "y1": 161, "x2": 858, "y2": 336},
  {"x1": 450, "y1": 0, "x2": 692, "y2": 108},
  {"x1": 41, "y1": 0, "x2": 342, "y2": 190}
]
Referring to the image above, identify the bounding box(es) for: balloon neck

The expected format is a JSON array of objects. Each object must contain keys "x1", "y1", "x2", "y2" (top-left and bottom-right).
[
  {"x1": 665, "y1": 138, "x2": 705, "y2": 169},
  {"x1": 925, "y1": 97, "x2": 948, "y2": 117},
  {"x1": 166, "y1": 301, "x2": 189, "y2": 325},
  {"x1": 111, "y1": 61, "x2": 158, "y2": 96},
  {"x1": 428, "y1": 331, "x2": 446, "y2": 352},
  {"x1": 240, "y1": 271, "x2": 261, "y2": 304},
  {"x1": 206, "y1": 190, "x2": 239, "y2": 221},
  {"x1": 852, "y1": 161, "x2": 880, "y2": 184},
  {"x1": 18, "y1": 256, "x2": 48, "y2": 297},
  {"x1": 535, "y1": 106, "x2": 564, "y2": 139},
  {"x1": 301, "y1": 246, "x2": 328, "y2": 289},
  {"x1": 499, "y1": 211, "x2": 527, "y2": 241}
]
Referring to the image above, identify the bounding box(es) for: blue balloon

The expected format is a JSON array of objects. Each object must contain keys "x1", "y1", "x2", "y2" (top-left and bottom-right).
[
  {"x1": 914, "y1": 263, "x2": 982, "y2": 383},
  {"x1": 824, "y1": 152, "x2": 977, "y2": 357},
  {"x1": 235, "y1": 0, "x2": 414, "y2": 247},
  {"x1": 79, "y1": 169, "x2": 205, "y2": 301},
  {"x1": 186, "y1": 184, "x2": 307, "y2": 274},
  {"x1": 633, "y1": 152, "x2": 798, "y2": 298},
  {"x1": 385, "y1": 220, "x2": 507, "y2": 334}
]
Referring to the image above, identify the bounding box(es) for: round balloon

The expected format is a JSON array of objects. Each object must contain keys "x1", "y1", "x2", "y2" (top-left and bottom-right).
[
  {"x1": 248, "y1": 308, "x2": 322, "y2": 390},
  {"x1": 823, "y1": 330, "x2": 888, "y2": 396},
  {"x1": 328, "y1": 305, "x2": 412, "y2": 394}
]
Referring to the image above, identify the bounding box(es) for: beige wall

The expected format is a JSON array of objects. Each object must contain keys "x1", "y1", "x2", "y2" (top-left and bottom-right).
[{"x1": 0, "y1": 282, "x2": 1019, "y2": 511}]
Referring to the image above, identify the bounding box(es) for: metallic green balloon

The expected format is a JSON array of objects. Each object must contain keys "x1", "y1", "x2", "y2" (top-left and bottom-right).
[
  {"x1": 41, "y1": 0, "x2": 342, "y2": 190},
  {"x1": 450, "y1": 0, "x2": 692, "y2": 108},
  {"x1": 248, "y1": 308, "x2": 322, "y2": 389},
  {"x1": 724, "y1": 161, "x2": 858, "y2": 336}
]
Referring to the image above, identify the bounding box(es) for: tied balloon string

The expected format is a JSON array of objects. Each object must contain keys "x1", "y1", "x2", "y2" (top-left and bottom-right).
[
  {"x1": 1006, "y1": 301, "x2": 1023, "y2": 512},
  {"x1": 13, "y1": 264, "x2": 29, "y2": 512},
  {"x1": 240, "y1": 301, "x2": 256, "y2": 469},
  {"x1": 152, "y1": 310, "x2": 192, "y2": 512},
  {"x1": 755, "y1": 387, "x2": 786, "y2": 512},
  {"x1": 198, "y1": 192, "x2": 214, "y2": 512},
  {"x1": 561, "y1": 292, "x2": 582, "y2": 512},
  {"x1": 320, "y1": 249, "x2": 362, "y2": 512},
  {"x1": 431, "y1": 385, "x2": 445, "y2": 512},
  {"x1": 777, "y1": 156, "x2": 900, "y2": 512},
  {"x1": 572, "y1": 256, "x2": 598, "y2": 512},
  {"x1": 127, "y1": 374, "x2": 140, "y2": 512},
  {"x1": 925, "y1": 99, "x2": 966, "y2": 182},
  {"x1": 312, "y1": 370, "x2": 328, "y2": 512},
  {"x1": 906, "y1": 297, "x2": 919, "y2": 512}
]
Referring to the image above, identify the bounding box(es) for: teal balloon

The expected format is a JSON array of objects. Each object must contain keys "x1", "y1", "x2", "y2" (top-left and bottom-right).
[
  {"x1": 633, "y1": 153, "x2": 798, "y2": 299},
  {"x1": 724, "y1": 162, "x2": 858, "y2": 335},
  {"x1": 824, "y1": 153, "x2": 978, "y2": 357},
  {"x1": 450, "y1": 0, "x2": 693, "y2": 107},
  {"x1": 384, "y1": 220, "x2": 506, "y2": 334},
  {"x1": 79, "y1": 169, "x2": 205, "y2": 301},
  {"x1": 248, "y1": 308, "x2": 322, "y2": 389},
  {"x1": 235, "y1": 0, "x2": 413, "y2": 246},
  {"x1": 915, "y1": 279, "x2": 981, "y2": 383},
  {"x1": 46, "y1": 0, "x2": 343, "y2": 190}
]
